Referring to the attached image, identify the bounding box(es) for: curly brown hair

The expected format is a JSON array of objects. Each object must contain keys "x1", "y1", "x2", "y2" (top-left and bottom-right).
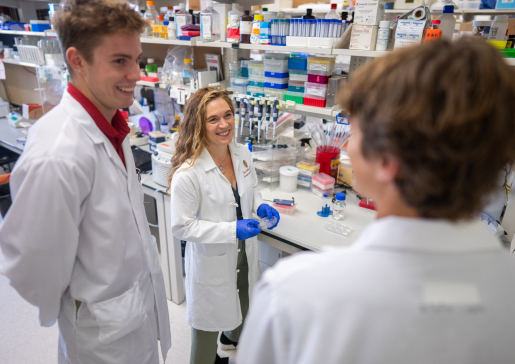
[
  {"x1": 53, "y1": 0, "x2": 146, "y2": 77},
  {"x1": 340, "y1": 38, "x2": 515, "y2": 220},
  {"x1": 167, "y1": 87, "x2": 235, "y2": 194}
]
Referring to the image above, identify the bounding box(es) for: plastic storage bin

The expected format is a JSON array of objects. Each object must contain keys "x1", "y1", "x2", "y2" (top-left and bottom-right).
[
  {"x1": 304, "y1": 82, "x2": 328, "y2": 107},
  {"x1": 289, "y1": 70, "x2": 308, "y2": 82},
  {"x1": 241, "y1": 60, "x2": 251, "y2": 78},
  {"x1": 307, "y1": 56, "x2": 335, "y2": 74},
  {"x1": 264, "y1": 53, "x2": 289, "y2": 72},
  {"x1": 288, "y1": 56, "x2": 308, "y2": 71},
  {"x1": 30, "y1": 20, "x2": 51, "y2": 32},
  {"x1": 297, "y1": 161, "x2": 320, "y2": 176},
  {"x1": 265, "y1": 77, "x2": 289, "y2": 89},
  {"x1": 249, "y1": 77, "x2": 265, "y2": 87},
  {"x1": 297, "y1": 174, "x2": 312, "y2": 187},
  {"x1": 307, "y1": 72, "x2": 331, "y2": 84},
  {"x1": 231, "y1": 77, "x2": 249, "y2": 94},
  {"x1": 265, "y1": 71, "x2": 289, "y2": 78},
  {"x1": 248, "y1": 61, "x2": 265, "y2": 78},
  {"x1": 288, "y1": 80, "x2": 305, "y2": 93},
  {"x1": 247, "y1": 86, "x2": 265, "y2": 97},
  {"x1": 264, "y1": 88, "x2": 285, "y2": 100},
  {"x1": 284, "y1": 91, "x2": 304, "y2": 104},
  {"x1": 311, "y1": 172, "x2": 335, "y2": 197}
]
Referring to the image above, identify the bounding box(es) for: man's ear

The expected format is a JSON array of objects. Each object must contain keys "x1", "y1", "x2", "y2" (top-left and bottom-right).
[
  {"x1": 66, "y1": 47, "x2": 85, "y2": 75},
  {"x1": 374, "y1": 154, "x2": 400, "y2": 184}
]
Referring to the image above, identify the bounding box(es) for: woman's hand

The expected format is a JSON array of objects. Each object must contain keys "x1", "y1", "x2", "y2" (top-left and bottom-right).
[
  {"x1": 257, "y1": 204, "x2": 280, "y2": 229},
  {"x1": 236, "y1": 219, "x2": 262, "y2": 241}
]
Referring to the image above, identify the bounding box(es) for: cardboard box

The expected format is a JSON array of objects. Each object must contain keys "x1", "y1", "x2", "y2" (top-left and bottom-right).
[
  {"x1": 394, "y1": 19, "x2": 425, "y2": 49},
  {"x1": 22, "y1": 103, "x2": 54, "y2": 120},
  {"x1": 350, "y1": 24, "x2": 378, "y2": 51},
  {"x1": 459, "y1": 21, "x2": 474, "y2": 33},
  {"x1": 354, "y1": 1, "x2": 386, "y2": 25},
  {"x1": 508, "y1": 18, "x2": 515, "y2": 35}
]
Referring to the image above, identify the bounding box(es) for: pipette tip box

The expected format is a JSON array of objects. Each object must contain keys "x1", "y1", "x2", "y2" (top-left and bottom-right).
[{"x1": 273, "y1": 203, "x2": 296, "y2": 216}]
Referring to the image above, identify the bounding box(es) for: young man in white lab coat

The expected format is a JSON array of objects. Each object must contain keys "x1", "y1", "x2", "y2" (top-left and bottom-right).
[
  {"x1": 238, "y1": 39, "x2": 515, "y2": 363},
  {"x1": 0, "y1": 1, "x2": 171, "y2": 363}
]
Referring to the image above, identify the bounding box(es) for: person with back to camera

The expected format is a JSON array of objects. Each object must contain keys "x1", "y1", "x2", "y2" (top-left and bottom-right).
[
  {"x1": 0, "y1": 1, "x2": 171, "y2": 363},
  {"x1": 168, "y1": 87, "x2": 280, "y2": 364},
  {"x1": 237, "y1": 38, "x2": 515, "y2": 363}
]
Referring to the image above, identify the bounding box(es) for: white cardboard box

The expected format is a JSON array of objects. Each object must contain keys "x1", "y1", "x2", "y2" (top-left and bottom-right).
[
  {"x1": 354, "y1": 1, "x2": 386, "y2": 25},
  {"x1": 394, "y1": 19, "x2": 426, "y2": 49},
  {"x1": 213, "y1": 3, "x2": 231, "y2": 42},
  {"x1": 350, "y1": 24, "x2": 379, "y2": 51}
]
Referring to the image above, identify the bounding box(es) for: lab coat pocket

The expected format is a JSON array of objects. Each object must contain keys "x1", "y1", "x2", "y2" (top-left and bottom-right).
[
  {"x1": 192, "y1": 250, "x2": 230, "y2": 287},
  {"x1": 90, "y1": 281, "x2": 147, "y2": 345}
]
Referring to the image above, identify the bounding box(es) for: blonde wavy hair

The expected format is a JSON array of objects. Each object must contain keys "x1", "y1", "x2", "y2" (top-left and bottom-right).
[{"x1": 167, "y1": 87, "x2": 235, "y2": 194}]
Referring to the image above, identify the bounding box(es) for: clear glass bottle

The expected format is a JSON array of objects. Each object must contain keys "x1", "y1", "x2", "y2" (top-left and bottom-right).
[
  {"x1": 332, "y1": 192, "x2": 346, "y2": 220},
  {"x1": 200, "y1": 1, "x2": 221, "y2": 42},
  {"x1": 143, "y1": 1, "x2": 159, "y2": 39},
  {"x1": 175, "y1": 3, "x2": 192, "y2": 38},
  {"x1": 165, "y1": 6, "x2": 174, "y2": 20},
  {"x1": 182, "y1": 58, "x2": 194, "y2": 86}
]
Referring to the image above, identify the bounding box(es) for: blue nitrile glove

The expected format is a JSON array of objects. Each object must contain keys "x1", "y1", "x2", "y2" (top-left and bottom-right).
[
  {"x1": 236, "y1": 219, "x2": 262, "y2": 241},
  {"x1": 257, "y1": 203, "x2": 280, "y2": 229}
]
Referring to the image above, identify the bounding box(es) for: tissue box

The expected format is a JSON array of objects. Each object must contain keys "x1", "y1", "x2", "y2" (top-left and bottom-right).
[
  {"x1": 354, "y1": 1, "x2": 386, "y2": 25},
  {"x1": 394, "y1": 19, "x2": 426, "y2": 49},
  {"x1": 22, "y1": 103, "x2": 54, "y2": 120},
  {"x1": 350, "y1": 25, "x2": 378, "y2": 51}
]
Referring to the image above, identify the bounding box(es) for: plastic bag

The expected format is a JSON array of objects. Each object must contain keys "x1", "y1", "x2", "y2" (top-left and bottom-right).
[{"x1": 161, "y1": 46, "x2": 194, "y2": 85}]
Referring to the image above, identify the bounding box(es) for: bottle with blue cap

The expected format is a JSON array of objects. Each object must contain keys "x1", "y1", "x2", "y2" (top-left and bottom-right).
[
  {"x1": 438, "y1": 5, "x2": 456, "y2": 42},
  {"x1": 333, "y1": 192, "x2": 346, "y2": 220}
]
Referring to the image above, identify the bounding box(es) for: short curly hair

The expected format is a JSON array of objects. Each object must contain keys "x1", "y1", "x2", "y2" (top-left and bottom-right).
[
  {"x1": 53, "y1": 0, "x2": 146, "y2": 77},
  {"x1": 340, "y1": 38, "x2": 515, "y2": 220}
]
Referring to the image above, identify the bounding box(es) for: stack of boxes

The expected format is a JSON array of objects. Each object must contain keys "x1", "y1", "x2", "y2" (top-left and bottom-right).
[
  {"x1": 311, "y1": 172, "x2": 336, "y2": 197},
  {"x1": 284, "y1": 55, "x2": 308, "y2": 104},
  {"x1": 296, "y1": 162, "x2": 320, "y2": 188},
  {"x1": 304, "y1": 56, "x2": 335, "y2": 108},
  {"x1": 264, "y1": 53, "x2": 289, "y2": 101},
  {"x1": 349, "y1": 0, "x2": 386, "y2": 51},
  {"x1": 247, "y1": 61, "x2": 265, "y2": 97}
]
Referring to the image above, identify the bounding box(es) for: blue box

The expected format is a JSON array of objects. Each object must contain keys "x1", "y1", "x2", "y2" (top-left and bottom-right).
[
  {"x1": 288, "y1": 57, "x2": 308, "y2": 71},
  {"x1": 265, "y1": 71, "x2": 289, "y2": 78},
  {"x1": 7, "y1": 22, "x2": 26, "y2": 31},
  {"x1": 265, "y1": 82, "x2": 288, "y2": 89},
  {"x1": 31, "y1": 23, "x2": 51, "y2": 32},
  {"x1": 288, "y1": 85, "x2": 305, "y2": 93},
  {"x1": 496, "y1": 0, "x2": 515, "y2": 8}
]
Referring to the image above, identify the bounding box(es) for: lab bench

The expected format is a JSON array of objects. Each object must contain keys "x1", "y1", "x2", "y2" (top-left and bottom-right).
[{"x1": 0, "y1": 117, "x2": 25, "y2": 154}]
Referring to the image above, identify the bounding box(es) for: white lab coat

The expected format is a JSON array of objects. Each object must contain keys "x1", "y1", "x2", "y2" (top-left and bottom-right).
[
  {"x1": 238, "y1": 216, "x2": 515, "y2": 364},
  {"x1": 0, "y1": 91, "x2": 171, "y2": 364},
  {"x1": 170, "y1": 142, "x2": 264, "y2": 331}
]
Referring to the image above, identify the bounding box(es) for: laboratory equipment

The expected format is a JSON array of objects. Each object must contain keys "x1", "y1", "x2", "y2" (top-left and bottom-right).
[
  {"x1": 182, "y1": 58, "x2": 194, "y2": 86},
  {"x1": 265, "y1": 198, "x2": 295, "y2": 206},
  {"x1": 338, "y1": 158, "x2": 353, "y2": 186},
  {"x1": 256, "y1": 215, "x2": 278, "y2": 229},
  {"x1": 175, "y1": 3, "x2": 192, "y2": 38},
  {"x1": 264, "y1": 88, "x2": 285, "y2": 100},
  {"x1": 375, "y1": 20, "x2": 391, "y2": 51},
  {"x1": 312, "y1": 173, "x2": 335, "y2": 197},
  {"x1": 284, "y1": 91, "x2": 304, "y2": 104},
  {"x1": 297, "y1": 162, "x2": 320, "y2": 176},
  {"x1": 326, "y1": 75, "x2": 347, "y2": 108},
  {"x1": 152, "y1": 140, "x2": 176, "y2": 187},
  {"x1": 200, "y1": 1, "x2": 221, "y2": 42},
  {"x1": 304, "y1": 83, "x2": 329, "y2": 108},
  {"x1": 332, "y1": 192, "x2": 346, "y2": 220},
  {"x1": 167, "y1": 16, "x2": 177, "y2": 39},
  {"x1": 227, "y1": 14, "x2": 240, "y2": 43},
  {"x1": 280, "y1": 166, "x2": 299, "y2": 192},
  {"x1": 143, "y1": 1, "x2": 159, "y2": 39},
  {"x1": 359, "y1": 198, "x2": 377, "y2": 210},
  {"x1": 273, "y1": 203, "x2": 296, "y2": 215},
  {"x1": 324, "y1": 221, "x2": 353, "y2": 236},
  {"x1": 231, "y1": 78, "x2": 249, "y2": 94},
  {"x1": 234, "y1": 99, "x2": 241, "y2": 138},
  {"x1": 437, "y1": 5, "x2": 456, "y2": 41},
  {"x1": 317, "y1": 193, "x2": 332, "y2": 217}
]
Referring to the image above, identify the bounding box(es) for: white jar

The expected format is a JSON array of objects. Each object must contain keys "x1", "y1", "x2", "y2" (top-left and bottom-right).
[{"x1": 280, "y1": 166, "x2": 299, "y2": 192}]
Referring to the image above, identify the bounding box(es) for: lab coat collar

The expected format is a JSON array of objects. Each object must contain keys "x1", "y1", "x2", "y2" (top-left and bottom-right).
[
  {"x1": 197, "y1": 142, "x2": 241, "y2": 172},
  {"x1": 61, "y1": 90, "x2": 128, "y2": 176},
  {"x1": 351, "y1": 216, "x2": 503, "y2": 254}
]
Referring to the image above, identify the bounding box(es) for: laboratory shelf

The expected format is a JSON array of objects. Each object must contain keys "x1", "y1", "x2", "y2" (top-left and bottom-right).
[
  {"x1": 0, "y1": 30, "x2": 46, "y2": 36},
  {"x1": 239, "y1": 43, "x2": 333, "y2": 54},
  {"x1": 2, "y1": 58, "x2": 38, "y2": 67},
  {"x1": 195, "y1": 40, "x2": 233, "y2": 48},
  {"x1": 332, "y1": 49, "x2": 391, "y2": 57},
  {"x1": 140, "y1": 37, "x2": 195, "y2": 46},
  {"x1": 280, "y1": 101, "x2": 341, "y2": 120}
]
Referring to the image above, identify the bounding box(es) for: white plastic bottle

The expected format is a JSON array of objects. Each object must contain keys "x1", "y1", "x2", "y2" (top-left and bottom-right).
[
  {"x1": 325, "y1": 4, "x2": 339, "y2": 19},
  {"x1": 175, "y1": 3, "x2": 192, "y2": 38},
  {"x1": 167, "y1": 16, "x2": 177, "y2": 40},
  {"x1": 438, "y1": 5, "x2": 456, "y2": 42},
  {"x1": 228, "y1": 3, "x2": 243, "y2": 18},
  {"x1": 200, "y1": 1, "x2": 221, "y2": 42},
  {"x1": 489, "y1": 15, "x2": 509, "y2": 41},
  {"x1": 375, "y1": 20, "x2": 390, "y2": 51},
  {"x1": 143, "y1": 1, "x2": 159, "y2": 39}
]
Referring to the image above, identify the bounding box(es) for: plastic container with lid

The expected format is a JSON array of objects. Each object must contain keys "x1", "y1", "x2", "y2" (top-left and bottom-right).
[
  {"x1": 311, "y1": 173, "x2": 335, "y2": 197},
  {"x1": 326, "y1": 4, "x2": 339, "y2": 19},
  {"x1": 307, "y1": 56, "x2": 335, "y2": 73},
  {"x1": 459, "y1": 0, "x2": 481, "y2": 8},
  {"x1": 182, "y1": 58, "x2": 194, "y2": 86},
  {"x1": 265, "y1": 71, "x2": 289, "y2": 78},
  {"x1": 473, "y1": 20, "x2": 491, "y2": 38},
  {"x1": 431, "y1": 19, "x2": 441, "y2": 29},
  {"x1": 489, "y1": 15, "x2": 509, "y2": 41},
  {"x1": 251, "y1": 14, "x2": 264, "y2": 44},
  {"x1": 304, "y1": 82, "x2": 328, "y2": 105},
  {"x1": 241, "y1": 59, "x2": 251, "y2": 77},
  {"x1": 307, "y1": 72, "x2": 331, "y2": 84},
  {"x1": 280, "y1": 166, "x2": 299, "y2": 192},
  {"x1": 249, "y1": 77, "x2": 265, "y2": 87},
  {"x1": 297, "y1": 161, "x2": 320, "y2": 176},
  {"x1": 264, "y1": 58, "x2": 289, "y2": 72},
  {"x1": 248, "y1": 61, "x2": 265, "y2": 78},
  {"x1": 284, "y1": 91, "x2": 304, "y2": 104},
  {"x1": 247, "y1": 86, "x2": 265, "y2": 97},
  {"x1": 265, "y1": 77, "x2": 289, "y2": 89},
  {"x1": 264, "y1": 88, "x2": 285, "y2": 100},
  {"x1": 297, "y1": 174, "x2": 312, "y2": 187},
  {"x1": 288, "y1": 80, "x2": 305, "y2": 93},
  {"x1": 288, "y1": 56, "x2": 308, "y2": 71},
  {"x1": 175, "y1": 3, "x2": 192, "y2": 38},
  {"x1": 289, "y1": 70, "x2": 308, "y2": 82},
  {"x1": 231, "y1": 77, "x2": 249, "y2": 94},
  {"x1": 332, "y1": 192, "x2": 346, "y2": 220},
  {"x1": 438, "y1": 5, "x2": 456, "y2": 41},
  {"x1": 240, "y1": 10, "x2": 252, "y2": 43}
]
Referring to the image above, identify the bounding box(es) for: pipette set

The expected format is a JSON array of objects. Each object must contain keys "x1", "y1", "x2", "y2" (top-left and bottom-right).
[{"x1": 234, "y1": 95, "x2": 281, "y2": 144}]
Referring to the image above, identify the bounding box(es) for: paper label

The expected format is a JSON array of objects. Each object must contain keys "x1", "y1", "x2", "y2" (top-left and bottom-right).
[
  {"x1": 309, "y1": 63, "x2": 328, "y2": 72},
  {"x1": 240, "y1": 21, "x2": 252, "y2": 34},
  {"x1": 175, "y1": 17, "x2": 187, "y2": 37},
  {"x1": 201, "y1": 15, "x2": 212, "y2": 40},
  {"x1": 306, "y1": 87, "x2": 325, "y2": 97}
]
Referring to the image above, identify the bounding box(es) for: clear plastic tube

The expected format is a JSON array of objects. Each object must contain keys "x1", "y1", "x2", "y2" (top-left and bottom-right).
[
  {"x1": 290, "y1": 18, "x2": 294, "y2": 35},
  {"x1": 329, "y1": 19, "x2": 334, "y2": 37},
  {"x1": 316, "y1": 19, "x2": 322, "y2": 37}
]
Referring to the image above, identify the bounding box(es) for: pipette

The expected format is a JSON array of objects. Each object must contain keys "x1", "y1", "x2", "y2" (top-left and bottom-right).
[
  {"x1": 257, "y1": 101, "x2": 263, "y2": 143},
  {"x1": 265, "y1": 102, "x2": 271, "y2": 141},
  {"x1": 234, "y1": 99, "x2": 240, "y2": 138},
  {"x1": 272, "y1": 99, "x2": 279, "y2": 139},
  {"x1": 240, "y1": 99, "x2": 247, "y2": 136},
  {"x1": 248, "y1": 98, "x2": 254, "y2": 136}
]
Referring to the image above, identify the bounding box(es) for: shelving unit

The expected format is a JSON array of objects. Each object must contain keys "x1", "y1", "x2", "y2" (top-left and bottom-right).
[
  {"x1": 2, "y1": 58, "x2": 38, "y2": 67},
  {"x1": 0, "y1": 30, "x2": 45, "y2": 36},
  {"x1": 140, "y1": 37, "x2": 196, "y2": 46}
]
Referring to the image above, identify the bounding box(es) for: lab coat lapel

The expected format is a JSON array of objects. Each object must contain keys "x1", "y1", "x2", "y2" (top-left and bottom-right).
[{"x1": 229, "y1": 143, "x2": 245, "y2": 197}]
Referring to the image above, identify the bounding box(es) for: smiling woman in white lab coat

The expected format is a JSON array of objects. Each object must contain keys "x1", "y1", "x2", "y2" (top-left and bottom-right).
[
  {"x1": 238, "y1": 39, "x2": 515, "y2": 363},
  {"x1": 168, "y1": 88, "x2": 279, "y2": 364}
]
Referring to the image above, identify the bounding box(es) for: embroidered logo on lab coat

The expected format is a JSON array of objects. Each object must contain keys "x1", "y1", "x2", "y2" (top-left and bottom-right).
[{"x1": 243, "y1": 160, "x2": 251, "y2": 177}]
